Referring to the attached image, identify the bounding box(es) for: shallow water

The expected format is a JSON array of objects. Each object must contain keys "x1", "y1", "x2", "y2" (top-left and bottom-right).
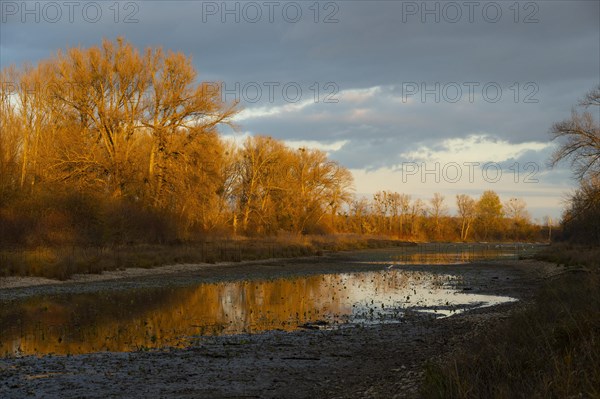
[{"x1": 0, "y1": 244, "x2": 535, "y2": 356}]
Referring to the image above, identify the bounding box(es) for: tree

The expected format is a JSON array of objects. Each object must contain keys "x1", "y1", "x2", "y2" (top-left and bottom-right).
[
  {"x1": 283, "y1": 148, "x2": 353, "y2": 234},
  {"x1": 476, "y1": 190, "x2": 503, "y2": 240},
  {"x1": 143, "y1": 47, "x2": 238, "y2": 207},
  {"x1": 51, "y1": 38, "x2": 151, "y2": 197},
  {"x1": 504, "y1": 198, "x2": 530, "y2": 222},
  {"x1": 165, "y1": 130, "x2": 230, "y2": 234},
  {"x1": 373, "y1": 191, "x2": 391, "y2": 233},
  {"x1": 234, "y1": 136, "x2": 288, "y2": 234},
  {"x1": 388, "y1": 193, "x2": 410, "y2": 237},
  {"x1": 550, "y1": 85, "x2": 600, "y2": 245},
  {"x1": 0, "y1": 68, "x2": 21, "y2": 199},
  {"x1": 504, "y1": 197, "x2": 531, "y2": 240},
  {"x1": 550, "y1": 84, "x2": 600, "y2": 181},
  {"x1": 350, "y1": 198, "x2": 370, "y2": 234},
  {"x1": 429, "y1": 193, "x2": 447, "y2": 239},
  {"x1": 323, "y1": 161, "x2": 354, "y2": 232},
  {"x1": 561, "y1": 178, "x2": 600, "y2": 244},
  {"x1": 48, "y1": 37, "x2": 238, "y2": 202},
  {"x1": 408, "y1": 198, "x2": 425, "y2": 238},
  {"x1": 456, "y1": 194, "x2": 476, "y2": 241}
]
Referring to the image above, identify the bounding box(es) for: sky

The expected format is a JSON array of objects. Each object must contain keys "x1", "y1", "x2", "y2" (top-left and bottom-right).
[{"x1": 1, "y1": 0, "x2": 599, "y2": 221}]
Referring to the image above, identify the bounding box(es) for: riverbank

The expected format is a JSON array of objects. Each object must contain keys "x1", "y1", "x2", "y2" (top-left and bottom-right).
[
  {"x1": 421, "y1": 244, "x2": 600, "y2": 398},
  {"x1": 0, "y1": 249, "x2": 562, "y2": 398},
  {"x1": 0, "y1": 236, "x2": 415, "y2": 280},
  {"x1": 0, "y1": 245, "x2": 547, "y2": 302}
]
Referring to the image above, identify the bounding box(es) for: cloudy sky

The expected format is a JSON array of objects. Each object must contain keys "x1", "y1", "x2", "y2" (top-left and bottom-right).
[{"x1": 1, "y1": 0, "x2": 599, "y2": 220}]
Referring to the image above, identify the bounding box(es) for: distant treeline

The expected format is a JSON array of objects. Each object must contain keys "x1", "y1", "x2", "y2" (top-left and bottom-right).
[{"x1": 0, "y1": 38, "x2": 549, "y2": 247}]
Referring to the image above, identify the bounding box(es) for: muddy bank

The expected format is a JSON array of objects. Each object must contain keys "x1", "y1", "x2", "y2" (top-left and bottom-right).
[
  {"x1": 0, "y1": 252, "x2": 387, "y2": 301},
  {"x1": 0, "y1": 247, "x2": 553, "y2": 302},
  {"x1": 0, "y1": 251, "x2": 561, "y2": 398},
  {"x1": 1, "y1": 307, "x2": 518, "y2": 399}
]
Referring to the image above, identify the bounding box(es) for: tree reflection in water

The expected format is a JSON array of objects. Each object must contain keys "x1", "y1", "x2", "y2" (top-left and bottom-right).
[{"x1": 0, "y1": 268, "x2": 515, "y2": 356}]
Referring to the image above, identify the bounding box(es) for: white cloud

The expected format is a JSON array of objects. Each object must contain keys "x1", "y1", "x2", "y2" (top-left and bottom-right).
[
  {"x1": 233, "y1": 98, "x2": 316, "y2": 122},
  {"x1": 338, "y1": 86, "x2": 382, "y2": 103},
  {"x1": 284, "y1": 139, "x2": 348, "y2": 154},
  {"x1": 400, "y1": 134, "x2": 551, "y2": 164},
  {"x1": 220, "y1": 132, "x2": 348, "y2": 156}
]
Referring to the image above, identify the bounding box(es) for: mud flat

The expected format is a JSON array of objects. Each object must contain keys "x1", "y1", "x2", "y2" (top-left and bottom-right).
[{"x1": 0, "y1": 248, "x2": 561, "y2": 398}]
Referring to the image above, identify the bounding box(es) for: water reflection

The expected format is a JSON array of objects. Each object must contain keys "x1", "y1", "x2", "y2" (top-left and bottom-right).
[
  {"x1": 387, "y1": 243, "x2": 538, "y2": 265},
  {"x1": 0, "y1": 268, "x2": 515, "y2": 357}
]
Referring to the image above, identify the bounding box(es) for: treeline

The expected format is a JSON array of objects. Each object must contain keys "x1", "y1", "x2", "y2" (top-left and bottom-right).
[
  {"x1": 0, "y1": 38, "x2": 546, "y2": 248},
  {"x1": 339, "y1": 190, "x2": 543, "y2": 242}
]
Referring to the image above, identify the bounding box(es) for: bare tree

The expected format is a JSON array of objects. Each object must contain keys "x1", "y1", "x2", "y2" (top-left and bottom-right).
[
  {"x1": 350, "y1": 198, "x2": 370, "y2": 234},
  {"x1": 409, "y1": 198, "x2": 425, "y2": 238},
  {"x1": 550, "y1": 84, "x2": 600, "y2": 181},
  {"x1": 373, "y1": 191, "x2": 391, "y2": 232},
  {"x1": 549, "y1": 86, "x2": 600, "y2": 244},
  {"x1": 504, "y1": 197, "x2": 531, "y2": 240},
  {"x1": 143, "y1": 47, "x2": 238, "y2": 206},
  {"x1": 429, "y1": 192, "x2": 447, "y2": 239},
  {"x1": 456, "y1": 194, "x2": 476, "y2": 241},
  {"x1": 324, "y1": 162, "x2": 354, "y2": 232},
  {"x1": 0, "y1": 68, "x2": 21, "y2": 198},
  {"x1": 504, "y1": 198, "x2": 530, "y2": 222},
  {"x1": 235, "y1": 136, "x2": 288, "y2": 234}
]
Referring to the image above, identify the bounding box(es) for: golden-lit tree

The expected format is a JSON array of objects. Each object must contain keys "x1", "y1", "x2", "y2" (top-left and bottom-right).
[
  {"x1": 456, "y1": 194, "x2": 476, "y2": 241},
  {"x1": 324, "y1": 162, "x2": 354, "y2": 232},
  {"x1": 0, "y1": 37, "x2": 549, "y2": 250},
  {"x1": 50, "y1": 38, "x2": 151, "y2": 197},
  {"x1": 408, "y1": 198, "x2": 425, "y2": 238},
  {"x1": 0, "y1": 69, "x2": 21, "y2": 199},
  {"x1": 387, "y1": 193, "x2": 410, "y2": 237},
  {"x1": 428, "y1": 193, "x2": 448, "y2": 239},
  {"x1": 288, "y1": 148, "x2": 353, "y2": 233},
  {"x1": 503, "y1": 197, "x2": 532, "y2": 241},
  {"x1": 475, "y1": 190, "x2": 504, "y2": 240},
  {"x1": 143, "y1": 48, "x2": 238, "y2": 207},
  {"x1": 235, "y1": 136, "x2": 289, "y2": 234},
  {"x1": 373, "y1": 191, "x2": 391, "y2": 233}
]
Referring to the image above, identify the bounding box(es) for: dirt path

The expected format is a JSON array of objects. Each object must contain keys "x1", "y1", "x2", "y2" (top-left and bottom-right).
[{"x1": 0, "y1": 253, "x2": 560, "y2": 398}]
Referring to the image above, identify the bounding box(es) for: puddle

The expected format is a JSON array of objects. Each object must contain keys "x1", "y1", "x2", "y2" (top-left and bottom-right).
[{"x1": 0, "y1": 266, "x2": 516, "y2": 356}]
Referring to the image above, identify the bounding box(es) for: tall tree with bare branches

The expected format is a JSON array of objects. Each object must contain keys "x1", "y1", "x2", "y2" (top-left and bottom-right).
[
  {"x1": 551, "y1": 86, "x2": 600, "y2": 244},
  {"x1": 456, "y1": 194, "x2": 476, "y2": 241},
  {"x1": 550, "y1": 85, "x2": 600, "y2": 181}
]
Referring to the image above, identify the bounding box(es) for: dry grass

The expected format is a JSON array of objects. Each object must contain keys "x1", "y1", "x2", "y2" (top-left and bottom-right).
[
  {"x1": 421, "y1": 244, "x2": 600, "y2": 399},
  {"x1": 534, "y1": 242, "x2": 600, "y2": 269},
  {"x1": 0, "y1": 234, "x2": 413, "y2": 280}
]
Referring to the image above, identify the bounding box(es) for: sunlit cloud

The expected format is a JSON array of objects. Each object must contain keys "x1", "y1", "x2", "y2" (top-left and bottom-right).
[
  {"x1": 400, "y1": 134, "x2": 552, "y2": 164},
  {"x1": 284, "y1": 139, "x2": 349, "y2": 154},
  {"x1": 338, "y1": 86, "x2": 382, "y2": 103},
  {"x1": 233, "y1": 98, "x2": 316, "y2": 121},
  {"x1": 220, "y1": 132, "x2": 348, "y2": 156}
]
